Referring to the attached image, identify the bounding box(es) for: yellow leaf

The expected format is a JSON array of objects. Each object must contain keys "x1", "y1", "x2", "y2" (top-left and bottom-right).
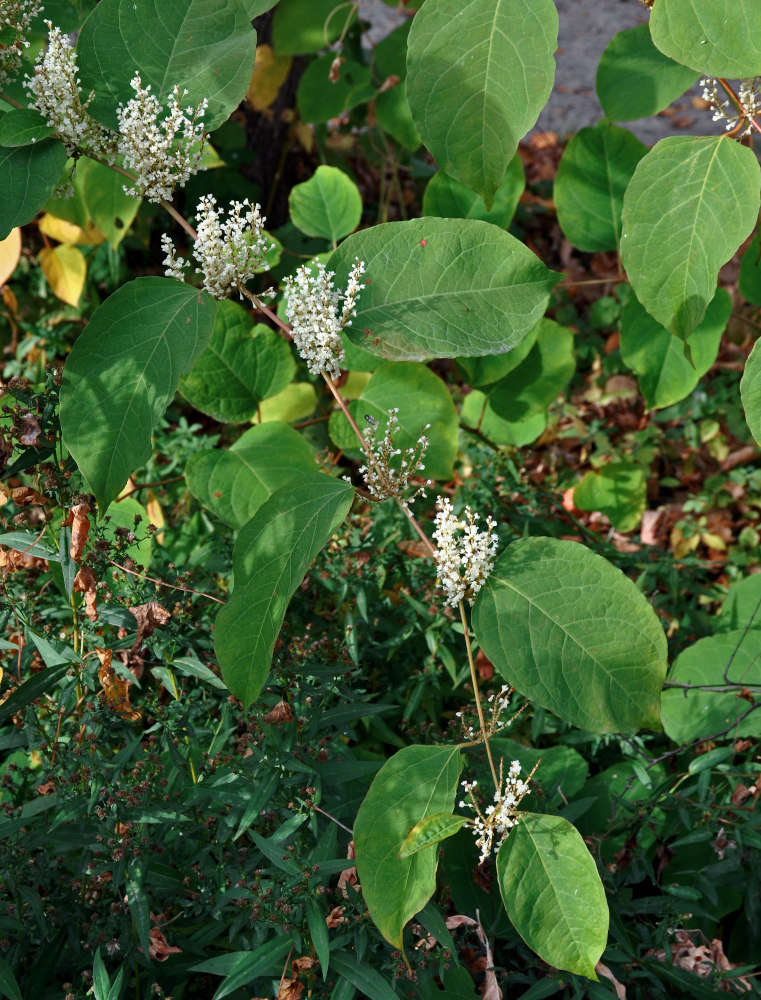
[
  {"x1": 0, "y1": 228, "x2": 21, "y2": 286},
  {"x1": 700, "y1": 531, "x2": 727, "y2": 551},
  {"x1": 39, "y1": 245, "x2": 87, "y2": 306},
  {"x1": 145, "y1": 489, "x2": 166, "y2": 545},
  {"x1": 247, "y1": 44, "x2": 292, "y2": 112},
  {"x1": 39, "y1": 212, "x2": 105, "y2": 246}
]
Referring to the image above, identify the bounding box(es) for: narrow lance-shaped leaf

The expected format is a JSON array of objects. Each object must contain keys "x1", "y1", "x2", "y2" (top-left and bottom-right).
[
  {"x1": 354, "y1": 744, "x2": 463, "y2": 951},
  {"x1": 398, "y1": 812, "x2": 467, "y2": 859},
  {"x1": 406, "y1": 0, "x2": 557, "y2": 206},
  {"x1": 60, "y1": 278, "x2": 217, "y2": 512},
  {"x1": 620, "y1": 136, "x2": 760, "y2": 340},
  {"x1": 331, "y1": 218, "x2": 561, "y2": 361},
  {"x1": 472, "y1": 537, "x2": 667, "y2": 734},
  {"x1": 498, "y1": 813, "x2": 608, "y2": 979},
  {"x1": 214, "y1": 475, "x2": 354, "y2": 707}
]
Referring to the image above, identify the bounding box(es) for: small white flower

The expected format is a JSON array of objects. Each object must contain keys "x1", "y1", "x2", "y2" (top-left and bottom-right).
[
  {"x1": 700, "y1": 76, "x2": 761, "y2": 137},
  {"x1": 432, "y1": 496, "x2": 498, "y2": 607},
  {"x1": 283, "y1": 258, "x2": 365, "y2": 380},
  {"x1": 460, "y1": 758, "x2": 534, "y2": 864},
  {"x1": 0, "y1": 0, "x2": 42, "y2": 86},
  {"x1": 115, "y1": 73, "x2": 207, "y2": 202},
  {"x1": 25, "y1": 21, "x2": 117, "y2": 160},
  {"x1": 162, "y1": 195, "x2": 272, "y2": 299},
  {"x1": 358, "y1": 408, "x2": 432, "y2": 507}
]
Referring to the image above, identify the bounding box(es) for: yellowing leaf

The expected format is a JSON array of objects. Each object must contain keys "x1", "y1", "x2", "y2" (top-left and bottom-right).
[
  {"x1": 145, "y1": 489, "x2": 166, "y2": 545},
  {"x1": 0, "y1": 228, "x2": 21, "y2": 286},
  {"x1": 247, "y1": 44, "x2": 292, "y2": 112},
  {"x1": 39, "y1": 212, "x2": 104, "y2": 246},
  {"x1": 39, "y1": 245, "x2": 87, "y2": 306}
]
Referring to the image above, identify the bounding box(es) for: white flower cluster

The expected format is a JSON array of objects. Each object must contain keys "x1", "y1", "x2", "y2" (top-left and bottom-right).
[
  {"x1": 0, "y1": 0, "x2": 42, "y2": 86},
  {"x1": 116, "y1": 73, "x2": 207, "y2": 202},
  {"x1": 432, "y1": 497, "x2": 498, "y2": 607},
  {"x1": 24, "y1": 21, "x2": 116, "y2": 159},
  {"x1": 359, "y1": 408, "x2": 432, "y2": 508},
  {"x1": 283, "y1": 258, "x2": 365, "y2": 380},
  {"x1": 459, "y1": 758, "x2": 531, "y2": 864},
  {"x1": 700, "y1": 76, "x2": 761, "y2": 136},
  {"x1": 162, "y1": 196, "x2": 272, "y2": 298},
  {"x1": 455, "y1": 684, "x2": 514, "y2": 741}
]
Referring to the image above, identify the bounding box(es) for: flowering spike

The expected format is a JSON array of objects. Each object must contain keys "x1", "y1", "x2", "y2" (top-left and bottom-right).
[
  {"x1": 1, "y1": 0, "x2": 42, "y2": 86},
  {"x1": 116, "y1": 73, "x2": 207, "y2": 202},
  {"x1": 432, "y1": 496, "x2": 498, "y2": 607},
  {"x1": 460, "y1": 757, "x2": 534, "y2": 864},
  {"x1": 358, "y1": 408, "x2": 432, "y2": 507},
  {"x1": 283, "y1": 258, "x2": 365, "y2": 380},
  {"x1": 700, "y1": 76, "x2": 761, "y2": 136}
]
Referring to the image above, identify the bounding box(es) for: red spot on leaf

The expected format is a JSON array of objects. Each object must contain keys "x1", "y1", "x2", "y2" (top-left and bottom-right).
[
  {"x1": 419, "y1": 239, "x2": 427, "y2": 247},
  {"x1": 214, "y1": 491, "x2": 222, "y2": 498}
]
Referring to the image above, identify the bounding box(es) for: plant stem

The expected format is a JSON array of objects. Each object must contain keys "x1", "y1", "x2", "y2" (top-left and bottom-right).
[{"x1": 459, "y1": 601, "x2": 499, "y2": 793}]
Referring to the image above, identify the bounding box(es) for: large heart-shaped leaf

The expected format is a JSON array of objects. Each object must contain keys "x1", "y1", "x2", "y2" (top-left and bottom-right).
[
  {"x1": 60, "y1": 278, "x2": 216, "y2": 512},
  {"x1": 406, "y1": 0, "x2": 557, "y2": 206},
  {"x1": 185, "y1": 422, "x2": 316, "y2": 529},
  {"x1": 354, "y1": 744, "x2": 462, "y2": 951},
  {"x1": 620, "y1": 136, "x2": 760, "y2": 340},
  {"x1": 179, "y1": 300, "x2": 295, "y2": 424},
  {"x1": 331, "y1": 219, "x2": 560, "y2": 361},
  {"x1": 650, "y1": 0, "x2": 761, "y2": 78},
  {"x1": 214, "y1": 475, "x2": 354, "y2": 707},
  {"x1": 78, "y1": 0, "x2": 257, "y2": 131},
  {"x1": 472, "y1": 537, "x2": 667, "y2": 733},
  {"x1": 498, "y1": 813, "x2": 608, "y2": 978}
]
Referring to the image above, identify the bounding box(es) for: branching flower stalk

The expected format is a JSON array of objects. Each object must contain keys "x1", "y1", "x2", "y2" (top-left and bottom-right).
[
  {"x1": 459, "y1": 757, "x2": 538, "y2": 863},
  {"x1": 700, "y1": 76, "x2": 761, "y2": 137}
]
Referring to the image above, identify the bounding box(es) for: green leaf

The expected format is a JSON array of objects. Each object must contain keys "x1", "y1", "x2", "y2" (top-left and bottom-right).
[
  {"x1": 497, "y1": 813, "x2": 608, "y2": 978},
  {"x1": 490, "y1": 738, "x2": 589, "y2": 804},
  {"x1": 460, "y1": 391, "x2": 546, "y2": 447},
  {"x1": 741, "y1": 337, "x2": 761, "y2": 447},
  {"x1": 554, "y1": 121, "x2": 647, "y2": 252},
  {"x1": 329, "y1": 953, "x2": 399, "y2": 1000},
  {"x1": 272, "y1": 0, "x2": 346, "y2": 56},
  {"x1": 0, "y1": 955, "x2": 23, "y2": 1000},
  {"x1": 620, "y1": 136, "x2": 760, "y2": 340},
  {"x1": 328, "y1": 361, "x2": 458, "y2": 479},
  {"x1": 376, "y1": 86, "x2": 421, "y2": 151},
  {"x1": 306, "y1": 898, "x2": 330, "y2": 979},
  {"x1": 717, "y1": 575, "x2": 761, "y2": 634},
  {"x1": 331, "y1": 218, "x2": 561, "y2": 361},
  {"x1": 214, "y1": 474, "x2": 354, "y2": 707},
  {"x1": 59, "y1": 278, "x2": 216, "y2": 512},
  {"x1": 661, "y1": 632, "x2": 761, "y2": 743},
  {"x1": 0, "y1": 138, "x2": 67, "y2": 240},
  {"x1": 472, "y1": 537, "x2": 667, "y2": 734},
  {"x1": 354, "y1": 744, "x2": 462, "y2": 951},
  {"x1": 573, "y1": 461, "x2": 647, "y2": 532},
  {"x1": 456, "y1": 324, "x2": 539, "y2": 389},
  {"x1": 289, "y1": 166, "x2": 362, "y2": 243},
  {"x1": 297, "y1": 54, "x2": 374, "y2": 124},
  {"x1": 398, "y1": 812, "x2": 467, "y2": 858},
  {"x1": 186, "y1": 422, "x2": 317, "y2": 529},
  {"x1": 423, "y1": 156, "x2": 525, "y2": 228},
  {"x1": 620, "y1": 287, "x2": 730, "y2": 410},
  {"x1": 406, "y1": 0, "x2": 557, "y2": 206},
  {"x1": 46, "y1": 156, "x2": 142, "y2": 249},
  {"x1": 179, "y1": 300, "x2": 295, "y2": 423},
  {"x1": 650, "y1": 0, "x2": 761, "y2": 78},
  {"x1": 487, "y1": 318, "x2": 575, "y2": 422},
  {"x1": 595, "y1": 24, "x2": 698, "y2": 122},
  {"x1": 77, "y1": 0, "x2": 257, "y2": 131},
  {"x1": 0, "y1": 108, "x2": 53, "y2": 146},
  {"x1": 101, "y1": 496, "x2": 153, "y2": 569},
  {"x1": 258, "y1": 382, "x2": 317, "y2": 423},
  {"x1": 740, "y1": 230, "x2": 761, "y2": 306}
]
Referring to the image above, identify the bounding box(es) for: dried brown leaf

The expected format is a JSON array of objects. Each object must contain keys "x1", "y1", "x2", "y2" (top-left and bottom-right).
[
  {"x1": 129, "y1": 601, "x2": 171, "y2": 648},
  {"x1": 97, "y1": 647, "x2": 140, "y2": 722},
  {"x1": 73, "y1": 565, "x2": 98, "y2": 622},
  {"x1": 62, "y1": 502, "x2": 91, "y2": 561},
  {"x1": 263, "y1": 700, "x2": 293, "y2": 725},
  {"x1": 325, "y1": 906, "x2": 348, "y2": 928},
  {"x1": 596, "y1": 962, "x2": 626, "y2": 999},
  {"x1": 277, "y1": 978, "x2": 304, "y2": 1000},
  {"x1": 147, "y1": 926, "x2": 182, "y2": 961}
]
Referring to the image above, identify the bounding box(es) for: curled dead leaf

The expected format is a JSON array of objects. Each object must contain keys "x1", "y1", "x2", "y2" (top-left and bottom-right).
[
  {"x1": 0, "y1": 547, "x2": 48, "y2": 572},
  {"x1": 97, "y1": 647, "x2": 140, "y2": 722},
  {"x1": 129, "y1": 601, "x2": 171, "y2": 649},
  {"x1": 291, "y1": 956, "x2": 318, "y2": 974},
  {"x1": 10, "y1": 485, "x2": 48, "y2": 507},
  {"x1": 263, "y1": 700, "x2": 293, "y2": 725},
  {"x1": 73, "y1": 565, "x2": 98, "y2": 622},
  {"x1": 19, "y1": 412, "x2": 41, "y2": 447},
  {"x1": 62, "y1": 502, "x2": 91, "y2": 561},
  {"x1": 147, "y1": 926, "x2": 182, "y2": 961},
  {"x1": 277, "y1": 978, "x2": 304, "y2": 1000},
  {"x1": 325, "y1": 906, "x2": 347, "y2": 928},
  {"x1": 338, "y1": 840, "x2": 358, "y2": 898}
]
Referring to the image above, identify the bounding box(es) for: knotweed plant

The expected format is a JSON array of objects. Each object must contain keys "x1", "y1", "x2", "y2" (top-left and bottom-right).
[
  {"x1": 359, "y1": 408, "x2": 432, "y2": 509},
  {"x1": 0, "y1": 0, "x2": 42, "y2": 86},
  {"x1": 162, "y1": 196, "x2": 272, "y2": 299},
  {"x1": 25, "y1": 21, "x2": 117, "y2": 160},
  {"x1": 700, "y1": 76, "x2": 761, "y2": 136},
  {"x1": 455, "y1": 684, "x2": 521, "y2": 742},
  {"x1": 432, "y1": 496, "x2": 498, "y2": 607},
  {"x1": 116, "y1": 73, "x2": 207, "y2": 202},
  {"x1": 283, "y1": 259, "x2": 365, "y2": 380},
  {"x1": 459, "y1": 758, "x2": 536, "y2": 865}
]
